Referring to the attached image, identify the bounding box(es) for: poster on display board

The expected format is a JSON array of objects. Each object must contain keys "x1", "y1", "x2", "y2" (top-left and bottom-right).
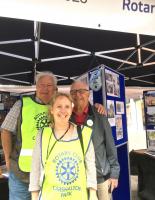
[
  {"x1": 143, "y1": 91, "x2": 155, "y2": 151},
  {"x1": 115, "y1": 115, "x2": 123, "y2": 140},
  {"x1": 143, "y1": 91, "x2": 155, "y2": 128},
  {"x1": 116, "y1": 101, "x2": 124, "y2": 114},
  {"x1": 105, "y1": 69, "x2": 120, "y2": 98},
  {"x1": 107, "y1": 99, "x2": 115, "y2": 127}
]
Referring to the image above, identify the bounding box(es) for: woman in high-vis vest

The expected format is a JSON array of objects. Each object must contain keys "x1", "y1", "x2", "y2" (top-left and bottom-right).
[{"x1": 29, "y1": 92, "x2": 98, "y2": 200}]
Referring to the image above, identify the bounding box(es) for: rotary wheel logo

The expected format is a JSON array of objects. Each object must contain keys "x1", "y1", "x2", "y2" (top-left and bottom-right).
[
  {"x1": 56, "y1": 157, "x2": 79, "y2": 185},
  {"x1": 35, "y1": 113, "x2": 50, "y2": 130},
  {"x1": 89, "y1": 69, "x2": 102, "y2": 91}
]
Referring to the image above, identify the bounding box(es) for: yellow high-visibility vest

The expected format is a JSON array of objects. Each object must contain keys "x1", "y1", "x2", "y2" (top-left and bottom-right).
[
  {"x1": 18, "y1": 96, "x2": 49, "y2": 172},
  {"x1": 41, "y1": 125, "x2": 92, "y2": 200}
]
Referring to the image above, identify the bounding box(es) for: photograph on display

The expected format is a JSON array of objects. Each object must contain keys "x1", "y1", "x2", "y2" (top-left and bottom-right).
[
  {"x1": 107, "y1": 100, "x2": 115, "y2": 126},
  {"x1": 105, "y1": 69, "x2": 120, "y2": 97},
  {"x1": 105, "y1": 70, "x2": 113, "y2": 81},
  {"x1": 113, "y1": 75, "x2": 120, "y2": 97},
  {"x1": 116, "y1": 101, "x2": 124, "y2": 114},
  {"x1": 144, "y1": 92, "x2": 155, "y2": 106},
  {"x1": 146, "y1": 106, "x2": 155, "y2": 125},
  {"x1": 147, "y1": 130, "x2": 155, "y2": 151},
  {"x1": 115, "y1": 115, "x2": 123, "y2": 140},
  {"x1": 106, "y1": 82, "x2": 114, "y2": 95}
]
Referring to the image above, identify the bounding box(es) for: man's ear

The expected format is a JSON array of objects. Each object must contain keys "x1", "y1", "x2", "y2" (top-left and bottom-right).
[{"x1": 55, "y1": 87, "x2": 58, "y2": 92}]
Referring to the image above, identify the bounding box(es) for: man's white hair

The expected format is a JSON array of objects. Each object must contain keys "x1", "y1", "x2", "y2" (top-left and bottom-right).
[
  {"x1": 71, "y1": 80, "x2": 89, "y2": 90},
  {"x1": 36, "y1": 71, "x2": 57, "y2": 86}
]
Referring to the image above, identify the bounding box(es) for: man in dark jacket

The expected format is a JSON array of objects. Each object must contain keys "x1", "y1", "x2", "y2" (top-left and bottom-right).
[{"x1": 70, "y1": 81, "x2": 120, "y2": 200}]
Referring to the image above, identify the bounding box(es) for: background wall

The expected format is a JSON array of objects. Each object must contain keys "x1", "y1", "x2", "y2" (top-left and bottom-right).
[{"x1": 126, "y1": 98, "x2": 146, "y2": 151}]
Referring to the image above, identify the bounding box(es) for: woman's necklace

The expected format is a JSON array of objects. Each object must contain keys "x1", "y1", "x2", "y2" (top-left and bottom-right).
[
  {"x1": 54, "y1": 123, "x2": 71, "y2": 139},
  {"x1": 46, "y1": 123, "x2": 71, "y2": 161}
]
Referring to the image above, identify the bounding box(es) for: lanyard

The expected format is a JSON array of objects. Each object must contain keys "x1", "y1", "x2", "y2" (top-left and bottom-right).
[
  {"x1": 45, "y1": 123, "x2": 71, "y2": 163},
  {"x1": 77, "y1": 125, "x2": 84, "y2": 156}
]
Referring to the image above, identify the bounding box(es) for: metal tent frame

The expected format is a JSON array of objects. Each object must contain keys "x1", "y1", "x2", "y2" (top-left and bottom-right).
[{"x1": 0, "y1": 20, "x2": 155, "y2": 86}]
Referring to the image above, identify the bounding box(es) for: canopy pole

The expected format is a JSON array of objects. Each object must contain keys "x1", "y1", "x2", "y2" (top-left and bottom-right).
[
  {"x1": 33, "y1": 21, "x2": 41, "y2": 84},
  {"x1": 137, "y1": 34, "x2": 141, "y2": 64}
]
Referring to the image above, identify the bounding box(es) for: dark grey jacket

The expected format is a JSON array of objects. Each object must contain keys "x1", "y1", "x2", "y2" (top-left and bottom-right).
[{"x1": 71, "y1": 104, "x2": 120, "y2": 184}]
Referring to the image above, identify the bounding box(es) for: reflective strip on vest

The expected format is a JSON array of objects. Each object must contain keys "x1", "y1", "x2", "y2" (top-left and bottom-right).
[{"x1": 20, "y1": 149, "x2": 33, "y2": 156}]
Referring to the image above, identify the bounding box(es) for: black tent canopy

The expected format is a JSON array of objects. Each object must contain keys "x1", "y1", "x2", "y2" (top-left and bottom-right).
[{"x1": 0, "y1": 17, "x2": 155, "y2": 86}]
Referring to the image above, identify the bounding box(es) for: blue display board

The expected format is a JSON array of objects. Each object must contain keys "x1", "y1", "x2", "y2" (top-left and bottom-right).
[
  {"x1": 113, "y1": 144, "x2": 130, "y2": 200},
  {"x1": 85, "y1": 65, "x2": 130, "y2": 200},
  {"x1": 88, "y1": 65, "x2": 128, "y2": 146}
]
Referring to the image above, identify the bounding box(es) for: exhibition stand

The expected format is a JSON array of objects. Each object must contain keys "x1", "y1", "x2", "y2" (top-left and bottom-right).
[
  {"x1": 78, "y1": 65, "x2": 131, "y2": 200},
  {"x1": 0, "y1": 1, "x2": 155, "y2": 200}
]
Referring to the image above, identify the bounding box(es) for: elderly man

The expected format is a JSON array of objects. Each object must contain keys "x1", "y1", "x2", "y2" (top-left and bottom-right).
[
  {"x1": 70, "y1": 80, "x2": 120, "y2": 200},
  {"x1": 1, "y1": 72, "x2": 57, "y2": 200}
]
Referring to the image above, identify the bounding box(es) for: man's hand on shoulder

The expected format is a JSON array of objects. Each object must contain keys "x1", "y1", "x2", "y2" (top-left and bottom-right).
[{"x1": 94, "y1": 103, "x2": 107, "y2": 115}]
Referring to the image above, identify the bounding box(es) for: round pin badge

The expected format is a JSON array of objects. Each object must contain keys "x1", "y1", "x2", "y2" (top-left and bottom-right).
[{"x1": 87, "y1": 119, "x2": 93, "y2": 127}]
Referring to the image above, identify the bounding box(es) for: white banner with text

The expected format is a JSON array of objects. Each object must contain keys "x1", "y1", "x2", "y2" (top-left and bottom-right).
[{"x1": 0, "y1": 0, "x2": 154, "y2": 35}]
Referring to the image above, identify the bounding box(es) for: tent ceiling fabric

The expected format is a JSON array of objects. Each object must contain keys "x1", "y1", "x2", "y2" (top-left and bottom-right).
[{"x1": 0, "y1": 17, "x2": 155, "y2": 86}]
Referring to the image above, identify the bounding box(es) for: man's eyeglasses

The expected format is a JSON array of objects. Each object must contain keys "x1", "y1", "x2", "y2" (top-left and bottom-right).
[
  {"x1": 38, "y1": 84, "x2": 54, "y2": 89},
  {"x1": 70, "y1": 89, "x2": 89, "y2": 95}
]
